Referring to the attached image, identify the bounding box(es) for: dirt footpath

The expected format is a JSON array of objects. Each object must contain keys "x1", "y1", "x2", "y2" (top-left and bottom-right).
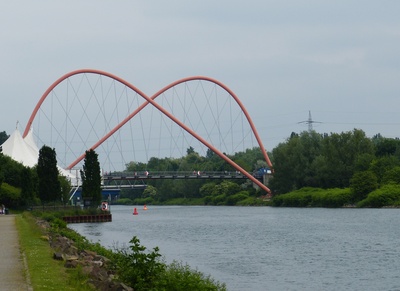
[{"x1": 0, "y1": 215, "x2": 31, "y2": 290}]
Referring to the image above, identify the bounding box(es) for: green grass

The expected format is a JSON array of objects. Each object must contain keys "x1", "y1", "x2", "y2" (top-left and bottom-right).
[{"x1": 16, "y1": 213, "x2": 94, "y2": 291}]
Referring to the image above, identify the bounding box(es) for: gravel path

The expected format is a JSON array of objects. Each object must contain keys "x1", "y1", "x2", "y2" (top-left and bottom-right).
[{"x1": 0, "y1": 215, "x2": 32, "y2": 290}]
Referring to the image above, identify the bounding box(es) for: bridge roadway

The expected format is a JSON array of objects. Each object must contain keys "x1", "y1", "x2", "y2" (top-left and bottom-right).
[
  {"x1": 103, "y1": 171, "x2": 258, "y2": 181},
  {"x1": 101, "y1": 171, "x2": 264, "y2": 189}
]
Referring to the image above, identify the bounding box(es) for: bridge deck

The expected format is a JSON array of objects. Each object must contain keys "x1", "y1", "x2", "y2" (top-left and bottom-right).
[{"x1": 103, "y1": 171, "x2": 257, "y2": 181}]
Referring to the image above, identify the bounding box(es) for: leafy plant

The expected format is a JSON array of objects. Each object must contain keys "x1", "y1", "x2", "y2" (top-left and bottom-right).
[
  {"x1": 116, "y1": 236, "x2": 165, "y2": 290},
  {"x1": 159, "y1": 261, "x2": 227, "y2": 291},
  {"x1": 357, "y1": 184, "x2": 400, "y2": 207}
]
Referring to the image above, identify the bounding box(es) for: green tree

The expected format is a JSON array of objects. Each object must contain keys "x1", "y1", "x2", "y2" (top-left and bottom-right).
[
  {"x1": 0, "y1": 131, "x2": 8, "y2": 145},
  {"x1": 211, "y1": 181, "x2": 241, "y2": 197},
  {"x1": 125, "y1": 161, "x2": 147, "y2": 172},
  {"x1": 0, "y1": 154, "x2": 24, "y2": 188},
  {"x1": 20, "y1": 166, "x2": 35, "y2": 206},
  {"x1": 271, "y1": 129, "x2": 374, "y2": 193},
  {"x1": 186, "y1": 146, "x2": 195, "y2": 155},
  {"x1": 269, "y1": 132, "x2": 318, "y2": 193},
  {"x1": 374, "y1": 137, "x2": 400, "y2": 157},
  {"x1": 350, "y1": 171, "x2": 378, "y2": 201},
  {"x1": 142, "y1": 185, "x2": 157, "y2": 199},
  {"x1": 80, "y1": 149, "x2": 102, "y2": 207},
  {"x1": 117, "y1": 236, "x2": 165, "y2": 290},
  {"x1": 319, "y1": 129, "x2": 374, "y2": 188},
  {"x1": 37, "y1": 145, "x2": 61, "y2": 203},
  {"x1": 369, "y1": 156, "x2": 400, "y2": 184},
  {"x1": 199, "y1": 182, "x2": 217, "y2": 197},
  {"x1": 381, "y1": 166, "x2": 400, "y2": 185},
  {"x1": 59, "y1": 175, "x2": 72, "y2": 205},
  {"x1": 0, "y1": 182, "x2": 21, "y2": 208}
]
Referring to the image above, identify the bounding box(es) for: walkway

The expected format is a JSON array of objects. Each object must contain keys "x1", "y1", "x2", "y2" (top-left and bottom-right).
[{"x1": 0, "y1": 215, "x2": 31, "y2": 290}]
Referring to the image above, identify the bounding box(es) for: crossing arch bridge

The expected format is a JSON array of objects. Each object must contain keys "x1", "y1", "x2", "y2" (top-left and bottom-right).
[{"x1": 23, "y1": 69, "x2": 273, "y2": 193}]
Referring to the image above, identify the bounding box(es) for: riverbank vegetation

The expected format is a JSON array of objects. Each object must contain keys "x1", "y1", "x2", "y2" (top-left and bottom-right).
[
  {"x1": 112, "y1": 145, "x2": 269, "y2": 206},
  {"x1": 113, "y1": 129, "x2": 400, "y2": 208},
  {"x1": 16, "y1": 212, "x2": 94, "y2": 290},
  {"x1": 18, "y1": 211, "x2": 226, "y2": 290},
  {"x1": 3, "y1": 128, "x2": 400, "y2": 289},
  {"x1": 3, "y1": 128, "x2": 400, "y2": 209},
  {"x1": 268, "y1": 129, "x2": 400, "y2": 207}
]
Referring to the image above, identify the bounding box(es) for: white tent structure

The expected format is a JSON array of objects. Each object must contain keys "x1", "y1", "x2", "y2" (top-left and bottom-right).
[
  {"x1": 1, "y1": 128, "x2": 76, "y2": 182},
  {"x1": 1, "y1": 129, "x2": 38, "y2": 167}
]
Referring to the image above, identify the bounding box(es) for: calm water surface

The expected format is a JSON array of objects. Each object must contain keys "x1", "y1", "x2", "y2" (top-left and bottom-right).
[{"x1": 69, "y1": 206, "x2": 400, "y2": 291}]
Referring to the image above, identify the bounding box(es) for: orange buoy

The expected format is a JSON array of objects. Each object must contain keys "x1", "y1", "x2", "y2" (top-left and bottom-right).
[
  {"x1": 143, "y1": 204, "x2": 148, "y2": 210},
  {"x1": 133, "y1": 207, "x2": 138, "y2": 215}
]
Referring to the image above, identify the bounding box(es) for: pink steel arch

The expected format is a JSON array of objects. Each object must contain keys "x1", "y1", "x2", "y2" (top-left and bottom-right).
[{"x1": 23, "y1": 69, "x2": 273, "y2": 193}]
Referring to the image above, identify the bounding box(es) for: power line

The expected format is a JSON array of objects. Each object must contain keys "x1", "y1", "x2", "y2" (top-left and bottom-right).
[{"x1": 298, "y1": 111, "x2": 322, "y2": 132}]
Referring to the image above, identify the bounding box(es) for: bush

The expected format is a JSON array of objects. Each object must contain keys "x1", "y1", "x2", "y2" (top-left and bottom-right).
[
  {"x1": 212, "y1": 194, "x2": 226, "y2": 205},
  {"x1": 51, "y1": 217, "x2": 67, "y2": 230},
  {"x1": 29, "y1": 211, "x2": 226, "y2": 290},
  {"x1": 115, "y1": 236, "x2": 226, "y2": 291},
  {"x1": 321, "y1": 189, "x2": 353, "y2": 207},
  {"x1": 159, "y1": 261, "x2": 226, "y2": 291},
  {"x1": 203, "y1": 196, "x2": 213, "y2": 205},
  {"x1": 357, "y1": 184, "x2": 400, "y2": 207},
  {"x1": 116, "y1": 236, "x2": 166, "y2": 290},
  {"x1": 225, "y1": 191, "x2": 249, "y2": 205},
  {"x1": 350, "y1": 171, "x2": 378, "y2": 201},
  {"x1": 272, "y1": 189, "x2": 313, "y2": 207},
  {"x1": 115, "y1": 198, "x2": 133, "y2": 205},
  {"x1": 161, "y1": 198, "x2": 204, "y2": 205},
  {"x1": 272, "y1": 187, "x2": 353, "y2": 208},
  {"x1": 134, "y1": 197, "x2": 154, "y2": 205},
  {"x1": 0, "y1": 182, "x2": 21, "y2": 208},
  {"x1": 236, "y1": 197, "x2": 271, "y2": 206},
  {"x1": 381, "y1": 166, "x2": 400, "y2": 185}
]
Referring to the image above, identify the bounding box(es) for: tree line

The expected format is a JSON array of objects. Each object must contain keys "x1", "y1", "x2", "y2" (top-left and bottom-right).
[
  {"x1": 3, "y1": 127, "x2": 400, "y2": 208},
  {"x1": 269, "y1": 129, "x2": 400, "y2": 207},
  {"x1": 0, "y1": 132, "x2": 102, "y2": 209},
  {"x1": 115, "y1": 146, "x2": 269, "y2": 205}
]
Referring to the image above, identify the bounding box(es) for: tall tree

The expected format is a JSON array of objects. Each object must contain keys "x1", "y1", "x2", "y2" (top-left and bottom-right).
[
  {"x1": 270, "y1": 129, "x2": 375, "y2": 193},
  {"x1": 0, "y1": 131, "x2": 9, "y2": 145},
  {"x1": 20, "y1": 166, "x2": 35, "y2": 206},
  {"x1": 80, "y1": 149, "x2": 102, "y2": 207},
  {"x1": 59, "y1": 175, "x2": 72, "y2": 205},
  {"x1": 37, "y1": 145, "x2": 61, "y2": 203}
]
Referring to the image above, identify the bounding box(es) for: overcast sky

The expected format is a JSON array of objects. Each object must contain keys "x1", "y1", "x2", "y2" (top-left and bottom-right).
[{"x1": 1, "y1": 1, "x2": 400, "y2": 153}]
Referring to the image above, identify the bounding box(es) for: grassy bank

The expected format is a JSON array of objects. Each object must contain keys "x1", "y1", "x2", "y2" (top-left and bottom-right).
[
  {"x1": 17, "y1": 211, "x2": 226, "y2": 290},
  {"x1": 16, "y1": 213, "x2": 93, "y2": 291}
]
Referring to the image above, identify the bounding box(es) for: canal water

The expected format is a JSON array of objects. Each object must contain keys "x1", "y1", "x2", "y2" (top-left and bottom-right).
[{"x1": 69, "y1": 206, "x2": 400, "y2": 291}]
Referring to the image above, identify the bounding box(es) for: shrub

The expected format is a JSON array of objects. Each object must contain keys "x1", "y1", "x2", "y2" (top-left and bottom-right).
[
  {"x1": 134, "y1": 197, "x2": 154, "y2": 205},
  {"x1": 0, "y1": 182, "x2": 21, "y2": 208},
  {"x1": 357, "y1": 184, "x2": 400, "y2": 207},
  {"x1": 115, "y1": 198, "x2": 133, "y2": 205},
  {"x1": 322, "y1": 189, "x2": 353, "y2": 207},
  {"x1": 203, "y1": 196, "x2": 212, "y2": 205},
  {"x1": 225, "y1": 191, "x2": 249, "y2": 205},
  {"x1": 116, "y1": 236, "x2": 166, "y2": 290},
  {"x1": 29, "y1": 211, "x2": 226, "y2": 290},
  {"x1": 159, "y1": 261, "x2": 226, "y2": 291},
  {"x1": 273, "y1": 188, "x2": 314, "y2": 207},
  {"x1": 236, "y1": 197, "x2": 271, "y2": 206},
  {"x1": 381, "y1": 166, "x2": 400, "y2": 185},
  {"x1": 350, "y1": 171, "x2": 378, "y2": 201},
  {"x1": 272, "y1": 187, "x2": 353, "y2": 207},
  {"x1": 212, "y1": 194, "x2": 226, "y2": 205}
]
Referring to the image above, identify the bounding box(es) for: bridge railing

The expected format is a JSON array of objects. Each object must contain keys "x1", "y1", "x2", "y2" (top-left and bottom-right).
[{"x1": 102, "y1": 170, "x2": 253, "y2": 180}]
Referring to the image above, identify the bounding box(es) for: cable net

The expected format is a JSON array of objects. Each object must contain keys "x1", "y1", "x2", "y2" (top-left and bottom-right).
[{"x1": 29, "y1": 73, "x2": 259, "y2": 172}]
